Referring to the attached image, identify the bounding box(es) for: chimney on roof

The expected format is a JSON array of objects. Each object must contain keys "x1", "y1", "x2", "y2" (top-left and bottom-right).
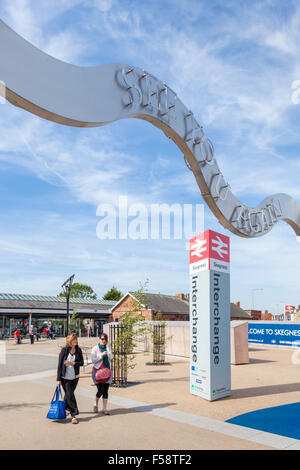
[
  {"x1": 235, "y1": 301, "x2": 240, "y2": 308},
  {"x1": 176, "y1": 293, "x2": 185, "y2": 300}
]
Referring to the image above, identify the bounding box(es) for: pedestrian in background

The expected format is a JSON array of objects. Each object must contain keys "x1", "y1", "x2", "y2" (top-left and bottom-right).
[
  {"x1": 29, "y1": 325, "x2": 34, "y2": 344},
  {"x1": 56, "y1": 333, "x2": 84, "y2": 424},
  {"x1": 14, "y1": 329, "x2": 21, "y2": 344},
  {"x1": 34, "y1": 326, "x2": 39, "y2": 342},
  {"x1": 91, "y1": 333, "x2": 113, "y2": 415}
]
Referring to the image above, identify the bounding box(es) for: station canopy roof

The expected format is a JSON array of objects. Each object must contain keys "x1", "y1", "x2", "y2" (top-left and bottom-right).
[{"x1": 0, "y1": 293, "x2": 116, "y2": 306}]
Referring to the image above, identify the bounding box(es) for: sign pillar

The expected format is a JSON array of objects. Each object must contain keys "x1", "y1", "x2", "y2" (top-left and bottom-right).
[
  {"x1": 189, "y1": 230, "x2": 231, "y2": 401},
  {"x1": 285, "y1": 305, "x2": 296, "y2": 321}
]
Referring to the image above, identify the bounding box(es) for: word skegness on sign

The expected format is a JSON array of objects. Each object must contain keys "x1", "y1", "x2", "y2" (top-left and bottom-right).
[{"x1": 248, "y1": 322, "x2": 300, "y2": 347}]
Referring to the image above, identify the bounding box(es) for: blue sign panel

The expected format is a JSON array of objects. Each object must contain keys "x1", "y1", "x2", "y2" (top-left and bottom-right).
[{"x1": 248, "y1": 323, "x2": 300, "y2": 347}]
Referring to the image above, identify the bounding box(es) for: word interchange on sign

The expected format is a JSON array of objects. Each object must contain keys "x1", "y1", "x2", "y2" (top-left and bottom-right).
[{"x1": 190, "y1": 230, "x2": 231, "y2": 401}]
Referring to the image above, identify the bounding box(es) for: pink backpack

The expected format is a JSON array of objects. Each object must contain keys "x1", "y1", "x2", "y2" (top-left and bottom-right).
[{"x1": 94, "y1": 363, "x2": 111, "y2": 383}]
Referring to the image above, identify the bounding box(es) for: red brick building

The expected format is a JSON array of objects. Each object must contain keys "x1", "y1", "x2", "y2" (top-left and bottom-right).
[
  {"x1": 110, "y1": 292, "x2": 189, "y2": 322},
  {"x1": 110, "y1": 293, "x2": 252, "y2": 322},
  {"x1": 245, "y1": 308, "x2": 262, "y2": 320},
  {"x1": 231, "y1": 301, "x2": 252, "y2": 321},
  {"x1": 245, "y1": 308, "x2": 276, "y2": 321}
]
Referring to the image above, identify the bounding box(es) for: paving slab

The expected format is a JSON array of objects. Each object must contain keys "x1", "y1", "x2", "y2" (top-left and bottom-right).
[
  {"x1": 0, "y1": 379, "x2": 272, "y2": 450},
  {"x1": 0, "y1": 339, "x2": 300, "y2": 450}
]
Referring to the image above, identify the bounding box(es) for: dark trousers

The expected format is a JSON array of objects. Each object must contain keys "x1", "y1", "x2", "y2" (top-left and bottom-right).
[
  {"x1": 96, "y1": 383, "x2": 109, "y2": 399},
  {"x1": 61, "y1": 378, "x2": 79, "y2": 416},
  {"x1": 30, "y1": 335, "x2": 34, "y2": 344}
]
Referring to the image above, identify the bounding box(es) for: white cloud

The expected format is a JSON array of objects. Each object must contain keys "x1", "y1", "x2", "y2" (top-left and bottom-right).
[
  {"x1": 230, "y1": 223, "x2": 300, "y2": 310},
  {"x1": 1, "y1": 0, "x2": 42, "y2": 44},
  {"x1": 93, "y1": 0, "x2": 113, "y2": 12},
  {"x1": 43, "y1": 29, "x2": 88, "y2": 63},
  {"x1": 1, "y1": 0, "x2": 89, "y2": 63}
]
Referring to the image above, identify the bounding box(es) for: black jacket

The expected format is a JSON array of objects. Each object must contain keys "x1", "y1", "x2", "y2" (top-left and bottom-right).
[{"x1": 57, "y1": 345, "x2": 84, "y2": 381}]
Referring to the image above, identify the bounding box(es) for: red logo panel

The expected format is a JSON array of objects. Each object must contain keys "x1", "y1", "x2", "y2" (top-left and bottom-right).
[
  {"x1": 189, "y1": 232, "x2": 209, "y2": 264},
  {"x1": 208, "y1": 230, "x2": 230, "y2": 263},
  {"x1": 190, "y1": 230, "x2": 230, "y2": 264},
  {"x1": 285, "y1": 305, "x2": 295, "y2": 311}
]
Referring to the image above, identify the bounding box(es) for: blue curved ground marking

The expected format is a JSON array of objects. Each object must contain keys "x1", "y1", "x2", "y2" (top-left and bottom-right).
[{"x1": 226, "y1": 402, "x2": 300, "y2": 440}]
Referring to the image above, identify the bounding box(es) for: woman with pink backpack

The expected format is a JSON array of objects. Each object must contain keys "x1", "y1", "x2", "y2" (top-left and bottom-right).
[{"x1": 91, "y1": 333, "x2": 113, "y2": 415}]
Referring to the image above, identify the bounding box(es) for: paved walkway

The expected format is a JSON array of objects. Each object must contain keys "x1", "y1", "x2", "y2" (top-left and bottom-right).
[{"x1": 1, "y1": 338, "x2": 300, "y2": 450}]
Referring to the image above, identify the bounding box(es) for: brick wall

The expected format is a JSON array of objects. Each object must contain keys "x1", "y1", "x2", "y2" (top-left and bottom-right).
[
  {"x1": 111, "y1": 294, "x2": 153, "y2": 321},
  {"x1": 110, "y1": 294, "x2": 188, "y2": 322}
]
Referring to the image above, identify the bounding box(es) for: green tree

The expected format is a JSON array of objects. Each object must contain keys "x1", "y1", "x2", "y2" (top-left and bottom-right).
[
  {"x1": 111, "y1": 281, "x2": 150, "y2": 380},
  {"x1": 103, "y1": 286, "x2": 123, "y2": 301},
  {"x1": 69, "y1": 307, "x2": 85, "y2": 335},
  {"x1": 69, "y1": 307, "x2": 79, "y2": 334},
  {"x1": 125, "y1": 281, "x2": 171, "y2": 366},
  {"x1": 59, "y1": 282, "x2": 97, "y2": 300},
  {"x1": 150, "y1": 311, "x2": 167, "y2": 365}
]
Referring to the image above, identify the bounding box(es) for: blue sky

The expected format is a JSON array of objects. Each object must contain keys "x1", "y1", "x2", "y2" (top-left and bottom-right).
[{"x1": 0, "y1": 0, "x2": 300, "y2": 314}]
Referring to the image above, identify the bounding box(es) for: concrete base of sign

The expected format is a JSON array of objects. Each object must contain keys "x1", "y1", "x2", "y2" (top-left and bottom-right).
[{"x1": 230, "y1": 321, "x2": 249, "y2": 365}]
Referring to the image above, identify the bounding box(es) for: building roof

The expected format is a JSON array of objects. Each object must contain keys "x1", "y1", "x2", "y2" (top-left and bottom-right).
[
  {"x1": 111, "y1": 292, "x2": 189, "y2": 314},
  {"x1": 0, "y1": 292, "x2": 116, "y2": 311},
  {"x1": 140, "y1": 293, "x2": 189, "y2": 315},
  {"x1": 113, "y1": 292, "x2": 251, "y2": 319},
  {"x1": 230, "y1": 302, "x2": 252, "y2": 319}
]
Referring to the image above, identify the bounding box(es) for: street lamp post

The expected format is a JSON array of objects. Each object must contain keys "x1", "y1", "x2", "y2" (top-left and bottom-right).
[
  {"x1": 251, "y1": 288, "x2": 264, "y2": 310},
  {"x1": 278, "y1": 300, "x2": 285, "y2": 321},
  {"x1": 61, "y1": 274, "x2": 75, "y2": 337}
]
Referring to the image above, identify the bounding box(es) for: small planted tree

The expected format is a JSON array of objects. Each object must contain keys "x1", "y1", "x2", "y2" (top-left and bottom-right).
[
  {"x1": 110, "y1": 282, "x2": 150, "y2": 385},
  {"x1": 110, "y1": 281, "x2": 172, "y2": 384},
  {"x1": 151, "y1": 311, "x2": 167, "y2": 365},
  {"x1": 69, "y1": 308, "x2": 79, "y2": 334},
  {"x1": 69, "y1": 307, "x2": 84, "y2": 335}
]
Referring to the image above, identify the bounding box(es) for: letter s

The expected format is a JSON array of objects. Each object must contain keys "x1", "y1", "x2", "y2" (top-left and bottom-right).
[{"x1": 121, "y1": 67, "x2": 142, "y2": 106}]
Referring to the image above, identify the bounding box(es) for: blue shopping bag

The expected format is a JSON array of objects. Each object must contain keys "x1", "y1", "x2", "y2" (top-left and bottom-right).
[{"x1": 46, "y1": 386, "x2": 66, "y2": 420}]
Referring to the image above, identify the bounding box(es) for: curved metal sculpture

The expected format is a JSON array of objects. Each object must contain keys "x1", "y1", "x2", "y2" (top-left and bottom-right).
[{"x1": 0, "y1": 19, "x2": 299, "y2": 239}]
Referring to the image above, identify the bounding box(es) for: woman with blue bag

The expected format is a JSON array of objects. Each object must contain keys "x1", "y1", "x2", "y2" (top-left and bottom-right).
[{"x1": 56, "y1": 333, "x2": 84, "y2": 424}]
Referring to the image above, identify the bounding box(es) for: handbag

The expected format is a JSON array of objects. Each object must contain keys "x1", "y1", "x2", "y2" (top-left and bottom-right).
[
  {"x1": 46, "y1": 386, "x2": 66, "y2": 420},
  {"x1": 94, "y1": 362, "x2": 111, "y2": 384}
]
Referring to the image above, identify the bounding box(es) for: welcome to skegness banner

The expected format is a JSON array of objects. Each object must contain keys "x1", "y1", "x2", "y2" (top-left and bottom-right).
[{"x1": 248, "y1": 322, "x2": 300, "y2": 347}]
